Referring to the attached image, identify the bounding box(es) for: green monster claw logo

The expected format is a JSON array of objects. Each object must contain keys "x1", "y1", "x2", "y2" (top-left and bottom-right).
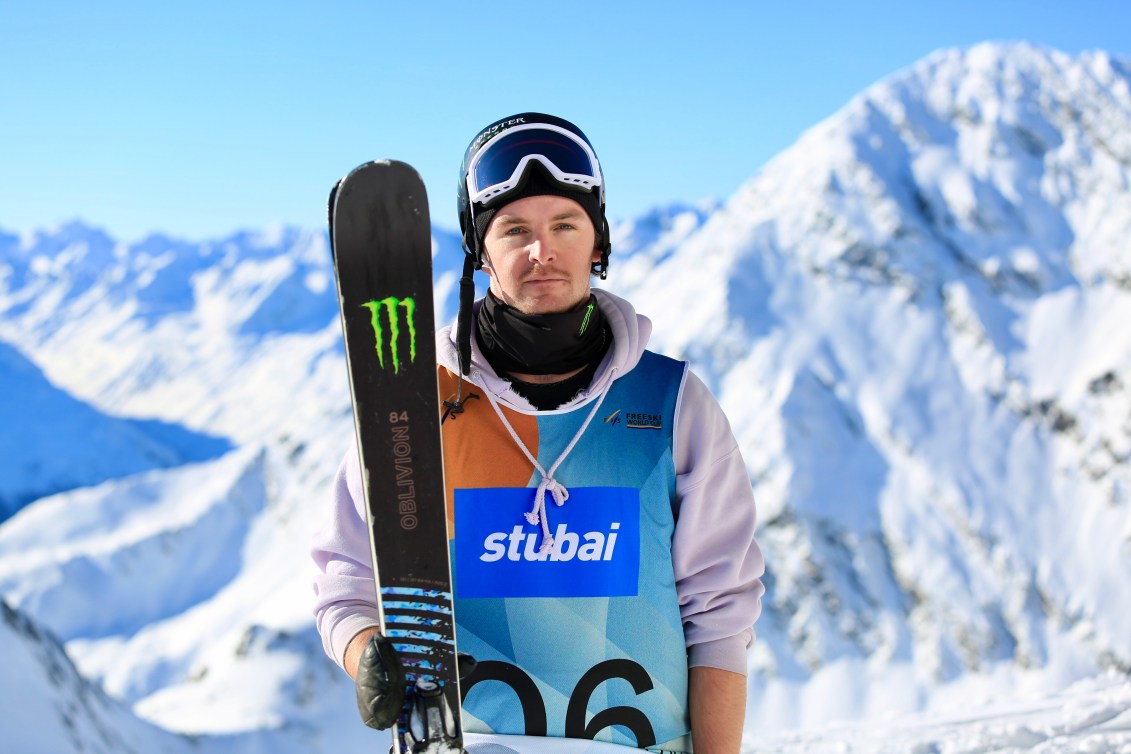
[{"x1": 362, "y1": 296, "x2": 417, "y2": 373}]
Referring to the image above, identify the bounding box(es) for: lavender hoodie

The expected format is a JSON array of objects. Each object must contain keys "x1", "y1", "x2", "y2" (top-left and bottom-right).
[{"x1": 311, "y1": 288, "x2": 765, "y2": 675}]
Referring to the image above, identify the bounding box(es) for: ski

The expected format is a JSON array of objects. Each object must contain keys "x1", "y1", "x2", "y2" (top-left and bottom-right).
[{"x1": 329, "y1": 160, "x2": 464, "y2": 754}]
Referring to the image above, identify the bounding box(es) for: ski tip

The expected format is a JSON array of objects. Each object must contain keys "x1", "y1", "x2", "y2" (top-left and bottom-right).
[
  {"x1": 332, "y1": 160, "x2": 429, "y2": 215},
  {"x1": 340, "y1": 159, "x2": 424, "y2": 184},
  {"x1": 331, "y1": 160, "x2": 428, "y2": 221},
  {"x1": 328, "y1": 158, "x2": 432, "y2": 266}
]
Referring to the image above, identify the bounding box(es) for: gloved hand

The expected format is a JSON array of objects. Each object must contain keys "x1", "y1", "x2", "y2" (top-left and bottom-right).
[{"x1": 355, "y1": 632, "x2": 405, "y2": 730}]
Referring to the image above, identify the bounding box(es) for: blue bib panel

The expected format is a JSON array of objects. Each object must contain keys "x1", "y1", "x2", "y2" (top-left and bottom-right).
[{"x1": 440, "y1": 351, "x2": 692, "y2": 752}]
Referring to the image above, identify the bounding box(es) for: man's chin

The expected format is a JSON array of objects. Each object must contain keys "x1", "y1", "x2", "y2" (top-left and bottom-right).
[
  {"x1": 514, "y1": 286, "x2": 589, "y2": 314},
  {"x1": 519, "y1": 298, "x2": 584, "y2": 316}
]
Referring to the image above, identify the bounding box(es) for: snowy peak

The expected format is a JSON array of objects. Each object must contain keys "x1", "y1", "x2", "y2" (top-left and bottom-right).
[
  {"x1": 0, "y1": 221, "x2": 353, "y2": 450},
  {"x1": 630, "y1": 41, "x2": 1131, "y2": 387},
  {"x1": 750, "y1": 42, "x2": 1131, "y2": 294},
  {"x1": 602, "y1": 41, "x2": 1131, "y2": 713},
  {"x1": 0, "y1": 220, "x2": 337, "y2": 339}
]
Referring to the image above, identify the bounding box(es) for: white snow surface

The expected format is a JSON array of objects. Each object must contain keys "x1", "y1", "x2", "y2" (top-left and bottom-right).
[
  {"x1": 0, "y1": 340, "x2": 232, "y2": 520},
  {"x1": 2, "y1": 42, "x2": 1131, "y2": 752}
]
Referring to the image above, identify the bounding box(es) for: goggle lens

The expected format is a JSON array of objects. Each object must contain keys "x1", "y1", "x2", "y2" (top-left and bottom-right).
[{"x1": 467, "y1": 125, "x2": 601, "y2": 205}]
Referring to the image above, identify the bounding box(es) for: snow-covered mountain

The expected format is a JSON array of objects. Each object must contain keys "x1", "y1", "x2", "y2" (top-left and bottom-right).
[
  {"x1": 1, "y1": 598, "x2": 199, "y2": 754},
  {"x1": 601, "y1": 41, "x2": 1131, "y2": 729},
  {"x1": 1, "y1": 41, "x2": 1130, "y2": 752},
  {"x1": 0, "y1": 339, "x2": 231, "y2": 521}
]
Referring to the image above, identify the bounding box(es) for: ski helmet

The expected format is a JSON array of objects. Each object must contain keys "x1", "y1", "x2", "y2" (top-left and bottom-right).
[{"x1": 457, "y1": 112, "x2": 611, "y2": 278}]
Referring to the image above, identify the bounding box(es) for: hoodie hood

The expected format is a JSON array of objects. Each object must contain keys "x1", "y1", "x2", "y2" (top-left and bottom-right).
[{"x1": 437, "y1": 288, "x2": 652, "y2": 413}]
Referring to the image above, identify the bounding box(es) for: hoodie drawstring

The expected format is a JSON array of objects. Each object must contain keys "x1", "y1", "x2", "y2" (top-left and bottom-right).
[{"x1": 482, "y1": 367, "x2": 619, "y2": 553}]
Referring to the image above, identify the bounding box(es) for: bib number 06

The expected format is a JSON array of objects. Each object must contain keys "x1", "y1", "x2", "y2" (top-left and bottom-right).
[{"x1": 460, "y1": 658, "x2": 657, "y2": 746}]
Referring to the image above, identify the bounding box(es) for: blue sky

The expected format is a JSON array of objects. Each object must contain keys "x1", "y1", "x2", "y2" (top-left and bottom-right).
[{"x1": 2, "y1": 0, "x2": 1129, "y2": 240}]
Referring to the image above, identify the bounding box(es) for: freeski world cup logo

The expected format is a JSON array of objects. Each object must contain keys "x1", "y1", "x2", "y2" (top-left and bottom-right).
[{"x1": 362, "y1": 296, "x2": 416, "y2": 374}]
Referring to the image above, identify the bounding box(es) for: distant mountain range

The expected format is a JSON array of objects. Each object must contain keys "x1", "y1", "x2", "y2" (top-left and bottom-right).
[{"x1": 1, "y1": 41, "x2": 1129, "y2": 752}]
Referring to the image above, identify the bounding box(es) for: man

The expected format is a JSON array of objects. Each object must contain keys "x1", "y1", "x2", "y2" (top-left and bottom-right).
[{"x1": 311, "y1": 113, "x2": 765, "y2": 753}]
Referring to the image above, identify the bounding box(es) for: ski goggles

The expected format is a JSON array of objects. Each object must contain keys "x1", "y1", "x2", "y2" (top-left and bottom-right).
[{"x1": 465, "y1": 123, "x2": 603, "y2": 207}]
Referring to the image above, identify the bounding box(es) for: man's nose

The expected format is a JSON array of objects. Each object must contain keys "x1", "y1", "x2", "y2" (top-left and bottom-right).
[{"x1": 528, "y1": 234, "x2": 555, "y2": 264}]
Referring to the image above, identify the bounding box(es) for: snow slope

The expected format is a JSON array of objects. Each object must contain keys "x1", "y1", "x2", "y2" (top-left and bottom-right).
[
  {"x1": 603, "y1": 42, "x2": 1131, "y2": 729},
  {"x1": 1, "y1": 597, "x2": 198, "y2": 754},
  {"x1": 743, "y1": 672, "x2": 1131, "y2": 753},
  {"x1": 0, "y1": 41, "x2": 1129, "y2": 753},
  {"x1": 0, "y1": 339, "x2": 231, "y2": 521}
]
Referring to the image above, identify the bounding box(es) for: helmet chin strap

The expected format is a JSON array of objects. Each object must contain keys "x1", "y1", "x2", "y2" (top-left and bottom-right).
[{"x1": 444, "y1": 253, "x2": 479, "y2": 416}]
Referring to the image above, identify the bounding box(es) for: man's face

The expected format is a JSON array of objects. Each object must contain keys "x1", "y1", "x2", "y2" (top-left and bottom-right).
[{"x1": 481, "y1": 194, "x2": 601, "y2": 315}]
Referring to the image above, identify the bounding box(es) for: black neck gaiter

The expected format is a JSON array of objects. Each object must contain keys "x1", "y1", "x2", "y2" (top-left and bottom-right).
[{"x1": 476, "y1": 293, "x2": 611, "y2": 376}]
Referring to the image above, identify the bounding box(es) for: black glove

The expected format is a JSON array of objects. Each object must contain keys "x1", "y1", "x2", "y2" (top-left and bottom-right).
[{"x1": 355, "y1": 632, "x2": 405, "y2": 730}]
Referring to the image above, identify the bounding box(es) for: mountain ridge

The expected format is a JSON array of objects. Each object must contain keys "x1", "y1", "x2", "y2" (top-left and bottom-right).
[{"x1": 0, "y1": 340, "x2": 232, "y2": 521}]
